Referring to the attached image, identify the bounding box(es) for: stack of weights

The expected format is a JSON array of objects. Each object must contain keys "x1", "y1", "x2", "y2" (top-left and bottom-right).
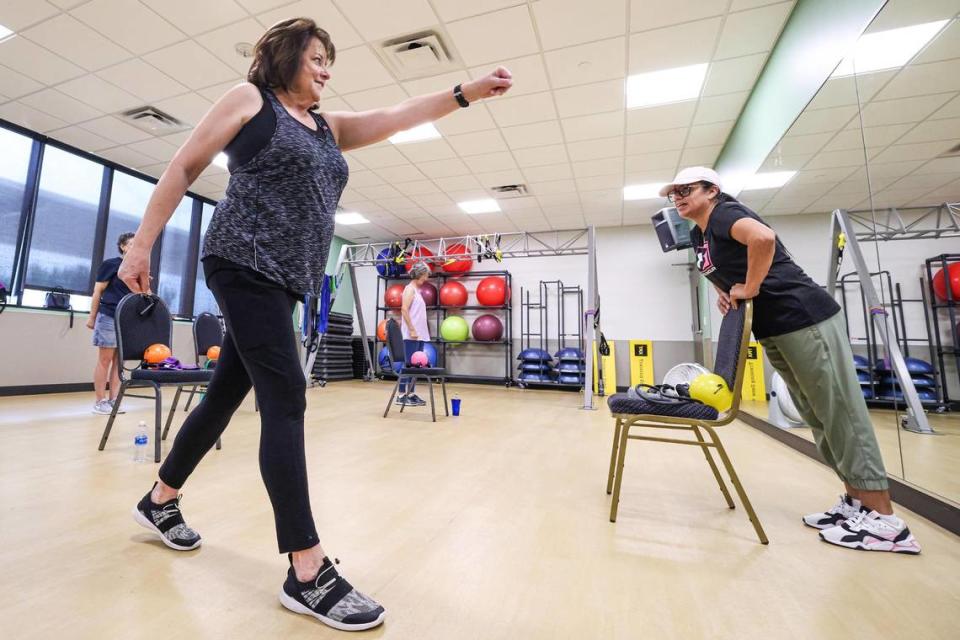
[
  {"x1": 311, "y1": 312, "x2": 354, "y2": 383},
  {"x1": 874, "y1": 357, "x2": 937, "y2": 402},
  {"x1": 853, "y1": 354, "x2": 874, "y2": 399},
  {"x1": 554, "y1": 347, "x2": 586, "y2": 385},
  {"x1": 351, "y1": 336, "x2": 376, "y2": 379},
  {"x1": 517, "y1": 348, "x2": 553, "y2": 382}
]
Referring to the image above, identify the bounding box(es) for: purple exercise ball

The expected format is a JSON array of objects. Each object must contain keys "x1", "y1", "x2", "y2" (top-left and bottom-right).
[
  {"x1": 418, "y1": 282, "x2": 438, "y2": 307},
  {"x1": 472, "y1": 314, "x2": 504, "y2": 341}
]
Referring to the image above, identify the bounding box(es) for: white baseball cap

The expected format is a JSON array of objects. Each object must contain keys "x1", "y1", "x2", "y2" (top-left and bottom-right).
[{"x1": 658, "y1": 166, "x2": 723, "y2": 197}]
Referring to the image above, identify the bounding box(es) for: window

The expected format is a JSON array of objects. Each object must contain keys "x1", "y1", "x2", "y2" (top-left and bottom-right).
[
  {"x1": 24, "y1": 146, "x2": 104, "y2": 293},
  {"x1": 193, "y1": 203, "x2": 220, "y2": 316},
  {"x1": 157, "y1": 196, "x2": 195, "y2": 315},
  {"x1": 0, "y1": 128, "x2": 33, "y2": 290},
  {"x1": 104, "y1": 170, "x2": 153, "y2": 262}
]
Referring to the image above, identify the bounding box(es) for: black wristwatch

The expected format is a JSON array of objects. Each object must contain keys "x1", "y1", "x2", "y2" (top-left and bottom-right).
[{"x1": 453, "y1": 84, "x2": 470, "y2": 108}]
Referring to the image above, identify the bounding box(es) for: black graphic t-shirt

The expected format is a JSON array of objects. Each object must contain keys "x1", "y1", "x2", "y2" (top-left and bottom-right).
[
  {"x1": 690, "y1": 200, "x2": 840, "y2": 339},
  {"x1": 95, "y1": 257, "x2": 131, "y2": 318}
]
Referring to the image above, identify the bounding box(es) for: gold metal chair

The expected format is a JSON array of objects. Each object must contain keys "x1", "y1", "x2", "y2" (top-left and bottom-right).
[{"x1": 605, "y1": 300, "x2": 767, "y2": 544}]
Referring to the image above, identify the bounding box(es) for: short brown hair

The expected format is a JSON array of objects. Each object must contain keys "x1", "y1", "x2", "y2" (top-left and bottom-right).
[
  {"x1": 247, "y1": 18, "x2": 336, "y2": 92},
  {"x1": 117, "y1": 232, "x2": 134, "y2": 253}
]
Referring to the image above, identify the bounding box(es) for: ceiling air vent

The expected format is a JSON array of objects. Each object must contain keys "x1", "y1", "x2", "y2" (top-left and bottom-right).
[
  {"x1": 491, "y1": 184, "x2": 530, "y2": 199},
  {"x1": 375, "y1": 30, "x2": 459, "y2": 80},
  {"x1": 938, "y1": 142, "x2": 960, "y2": 157},
  {"x1": 119, "y1": 106, "x2": 188, "y2": 134}
]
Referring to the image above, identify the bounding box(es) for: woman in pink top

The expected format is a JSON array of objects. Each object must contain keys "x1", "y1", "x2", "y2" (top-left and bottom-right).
[{"x1": 398, "y1": 262, "x2": 432, "y2": 406}]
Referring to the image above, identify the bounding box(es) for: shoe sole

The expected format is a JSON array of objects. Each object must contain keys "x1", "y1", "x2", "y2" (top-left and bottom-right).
[
  {"x1": 802, "y1": 517, "x2": 842, "y2": 530},
  {"x1": 279, "y1": 589, "x2": 385, "y2": 631},
  {"x1": 818, "y1": 532, "x2": 921, "y2": 555},
  {"x1": 131, "y1": 506, "x2": 202, "y2": 551}
]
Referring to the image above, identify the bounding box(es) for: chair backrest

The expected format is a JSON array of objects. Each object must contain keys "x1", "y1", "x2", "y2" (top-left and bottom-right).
[
  {"x1": 385, "y1": 318, "x2": 405, "y2": 366},
  {"x1": 194, "y1": 312, "x2": 224, "y2": 361},
  {"x1": 712, "y1": 300, "x2": 753, "y2": 418},
  {"x1": 115, "y1": 293, "x2": 173, "y2": 373}
]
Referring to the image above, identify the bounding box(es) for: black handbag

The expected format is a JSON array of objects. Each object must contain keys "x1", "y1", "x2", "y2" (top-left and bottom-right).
[{"x1": 45, "y1": 286, "x2": 74, "y2": 328}]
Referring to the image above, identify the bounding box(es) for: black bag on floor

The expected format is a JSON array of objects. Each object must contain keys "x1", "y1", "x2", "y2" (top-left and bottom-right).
[{"x1": 45, "y1": 286, "x2": 74, "y2": 328}]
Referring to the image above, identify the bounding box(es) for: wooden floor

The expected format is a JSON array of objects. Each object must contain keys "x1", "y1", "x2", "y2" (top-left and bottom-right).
[
  {"x1": 1, "y1": 382, "x2": 958, "y2": 640},
  {"x1": 744, "y1": 400, "x2": 960, "y2": 504}
]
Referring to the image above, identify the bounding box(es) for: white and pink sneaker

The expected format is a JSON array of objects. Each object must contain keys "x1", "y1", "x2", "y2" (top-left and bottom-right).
[{"x1": 819, "y1": 510, "x2": 921, "y2": 554}]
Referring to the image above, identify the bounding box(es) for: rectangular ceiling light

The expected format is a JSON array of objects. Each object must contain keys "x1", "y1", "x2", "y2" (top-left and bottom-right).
[
  {"x1": 742, "y1": 171, "x2": 796, "y2": 190},
  {"x1": 623, "y1": 183, "x2": 666, "y2": 200},
  {"x1": 458, "y1": 198, "x2": 500, "y2": 214},
  {"x1": 0, "y1": 24, "x2": 13, "y2": 42},
  {"x1": 626, "y1": 63, "x2": 709, "y2": 109},
  {"x1": 389, "y1": 122, "x2": 442, "y2": 144},
  {"x1": 335, "y1": 211, "x2": 369, "y2": 225},
  {"x1": 832, "y1": 20, "x2": 949, "y2": 77}
]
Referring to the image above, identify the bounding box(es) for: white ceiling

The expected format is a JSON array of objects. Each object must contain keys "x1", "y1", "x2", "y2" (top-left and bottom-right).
[
  {"x1": 0, "y1": 0, "x2": 797, "y2": 241},
  {"x1": 742, "y1": 0, "x2": 960, "y2": 218}
]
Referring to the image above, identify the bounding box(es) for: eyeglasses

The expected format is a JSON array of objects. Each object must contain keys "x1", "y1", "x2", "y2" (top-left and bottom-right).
[{"x1": 667, "y1": 183, "x2": 701, "y2": 202}]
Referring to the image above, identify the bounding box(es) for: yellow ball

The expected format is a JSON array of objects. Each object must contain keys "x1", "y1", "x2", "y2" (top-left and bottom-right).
[{"x1": 689, "y1": 373, "x2": 733, "y2": 412}]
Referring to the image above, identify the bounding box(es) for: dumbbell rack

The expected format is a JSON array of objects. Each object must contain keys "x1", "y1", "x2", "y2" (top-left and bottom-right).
[
  {"x1": 373, "y1": 270, "x2": 514, "y2": 386},
  {"x1": 924, "y1": 254, "x2": 960, "y2": 410}
]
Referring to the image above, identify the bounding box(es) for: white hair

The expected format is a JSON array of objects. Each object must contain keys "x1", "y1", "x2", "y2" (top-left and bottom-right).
[{"x1": 409, "y1": 262, "x2": 430, "y2": 279}]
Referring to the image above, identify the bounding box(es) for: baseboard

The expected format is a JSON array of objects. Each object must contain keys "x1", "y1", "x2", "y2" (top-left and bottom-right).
[
  {"x1": 0, "y1": 383, "x2": 94, "y2": 397},
  {"x1": 738, "y1": 410, "x2": 960, "y2": 537}
]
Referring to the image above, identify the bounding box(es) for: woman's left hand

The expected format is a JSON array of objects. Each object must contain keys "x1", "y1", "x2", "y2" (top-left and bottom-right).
[
  {"x1": 463, "y1": 67, "x2": 513, "y2": 101},
  {"x1": 728, "y1": 283, "x2": 758, "y2": 309}
]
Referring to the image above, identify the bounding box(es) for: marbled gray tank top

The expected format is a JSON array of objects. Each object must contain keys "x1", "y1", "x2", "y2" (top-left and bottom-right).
[{"x1": 202, "y1": 89, "x2": 348, "y2": 296}]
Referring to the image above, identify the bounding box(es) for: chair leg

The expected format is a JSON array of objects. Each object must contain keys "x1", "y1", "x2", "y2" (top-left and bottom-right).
[
  {"x1": 152, "y1": 383, "x2": 163, "y2": 463},
  {"x1": 215, "y1": 437, "x2": 222, "y2": 450},
  {"x1": 254, "y1": 392, "x2": 259, "y2": 412},
  {"x1": 702, "y1": 425, "x2": 768, "y2": 544},
  {"x1": 427, "y1": 378, "x2": 436, "y2": 423},
  {"x1": 383, "y1": 379, "x2": 401, "y2": 418},
  {"x1": 606, "y1": 417, "x2": 623, "y2": 495},
  {"x1": 692, "y1": 424, "x2": 735, "y2": 509},
  {"x1": 609, "y1": 420, "x2": 631, "y2": 523},
  {"x1": 441, "y1": 378, "x2": 449, "y2": 416},
  {"x1": 183, "y1": 385, "x2": 197, "y2": 411},
  {"x1": 98, "y1": 382, "x2": 127, "y2": 451},
  {"x1": 162, "y1": 386, "x2": 183, "y2": 441}
]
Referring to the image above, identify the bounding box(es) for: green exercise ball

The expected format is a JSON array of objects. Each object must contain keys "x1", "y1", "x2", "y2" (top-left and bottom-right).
[{"x1": 440, "y1": 315, "x2": 470, "y2": 342}]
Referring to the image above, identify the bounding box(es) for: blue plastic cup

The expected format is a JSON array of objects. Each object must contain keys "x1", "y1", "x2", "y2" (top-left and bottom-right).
[{"x1": 451, "y1": 397, "x2": 461, "y2": 416}]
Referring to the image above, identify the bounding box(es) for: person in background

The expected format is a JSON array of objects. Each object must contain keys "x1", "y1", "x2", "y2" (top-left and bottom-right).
[
  {"x1": 87, "y1": 232, "x2": 133, "y2": 415},
  {"x1": 397, "y1": 261, "x2": 432, "y2": 406}
]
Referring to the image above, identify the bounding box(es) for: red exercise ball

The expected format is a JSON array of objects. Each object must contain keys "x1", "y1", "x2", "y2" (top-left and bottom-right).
[
  {"x1": 418, "y1": 282, "x2": 438, "y2": 306},
  {"x1": 384, "y1": 284, "x2": 404, "y2": 308},
  {"x1": 476, "y1": 276, "x2": 510, "y2": 306},
  {"x1": 442, "y1": 243, "x2": 473, "y2": 274},
  {"x1": 439, "y1": 281, "x2": 468, "y2": 307},
  {"x1": 377, "y1": 319, "x2": 389, "y2": 342},
  {"x1": 405, "y1": 247, "x2": 436, "y2": 272},
  {"x1": 472, "y1": 314, "x2": 503, "y2": 341},
  {"x1": 144, "y1": 343, "x2": 171, "y2": 364},
  {"x1": 932, "y1": 262, "x2": 960, "y2": 302}
]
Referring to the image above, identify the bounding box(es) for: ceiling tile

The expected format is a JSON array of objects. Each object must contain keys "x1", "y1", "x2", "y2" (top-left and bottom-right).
[
  {"x1": 566, "y1": 137, "x2": 624, "y2": 161},
  {"x1": 805, "y1": 72, "x2": 895, "y2": 111},
  {"x1": 152, "y1": 92, "x2": 214, "y2": 126},
  {"x1": 544, "y1": 37, "x2": 626, "y2": 89},
  {"x1": 533, "y1": 0, "x2": 627, "y2": 50},
  {"x1": 98, "y1": 146, "x2": 159, "y2": 170},
  {"x1": 401, "y1": 71, "x2": 468, "y2": 97},
  {"x1": 802, "y1": 148, "x2": 867, "y2": 170},
  {"x1": 431, "y1": 0, "x2": 523, "y2": 22},
  {"x1": 46, "y1": 125, "x2": 115, "y2": 151},
  {"x1": 325, "y1": 46, "x2": 395, "y2": 94},
  {"x1": 714, "y1": 2, "x2": 792, "y2": 60},
  {"x1": 417, "y1": 157, "x2": 471, "y2": 178},
  {"x1": 434, "y1": 104, "x2": 498, "y2": 135},
  {"x1": 144, "y1": 40, "x2": 238, "y2": 91},
  {"x1": 344, "y1": 171, "x2": 384, "y2": 187},
  {"x1": 686, "y1": 120, "x2": 733, "y2": 147},
  {"x1": 21, "y1": 13, "x2": 131, "y2": 71},
  {"x1": 576, "y1": 173, "x2": 623, "y2": 191},
  {"x1": 680, "y1": 145, "x2": 722, "y2": 166},
  {"x1": 625, "y1": 128, "x2": 686, "y2": 154},
  {"x1": 513, "y1": 143, "x2": 571, "y2": 167},
  {"x1": 71, "y1": 0, "x2": 185, "y2": 56},
  {"x1": 531, "y1": 179, "x2": 578, "y2": 195},
  {"x1": 625, "y1": 149, "x2": 681, "y2": 172},
  {"x1": 898, "y1": 117, "x2": 960, "y2": 145},
  {"x1": 626, "y1": 101, "x2": 696, "y2": 133},
  {"x1": 348, "y1": 145, "x2": 410, "y2": 168},
  {"x1": 395, "y1": 180, "x2": 441, "y2": 195},
  {"x1": 0, "y1": 64, "x2": 44, "y2": 99},
  {"x1": 629, "y1": 0, "x2": 728, "y2": 31},
  {"x1": 701, "y1": 53, "x2": 766, "y2": 97},
  {"x1": 461, "y1": 151, "x2": 517, "y2": 173},
  {"x1": 522, "y1": 163, "x2": 574, "y2": 182},
  {"x1": 865, "y1": 0, "x2": 960, "y2": 33},
  {"x1": 475, "y1": 169, "x2": 526, "y2": 188},
  {"x1": 871, "y1": 141, "x2": 955, "y2": 164},
  {"x1": 858, "y1": 94, "x2": 954, "y2": 127},
  {"x1": 19, "y1": 88, "x2": 102, "y2": 123},
  {"x1": 561, "y1": 111, "x2": 625, "y2": 142},
  {"x1": 343, "y1": 85, "x2": 410, "y2": 111},
  {"x1": 553, "y1": 80, "x2": 625, "y2": 119},
  {"x1": 787, "y1": 105, "x2": 858, "y2": 135},
  {"x1": 80, "y1": 115, "x2": 154, "y2": 144},
  {"x1": 256, "y1": 0, "x2": 363, "y2": 49},
  {"x1": 929, "y1": 93, "x2": 960, "y2": 120},
  {"x1": 396, "y1": 139, "x2": 458, "y2": 162},
  {"x1": 57, "y1": 74, "x2": 142, "y2": 113},
  {"x1": 693, "y1": 91, "x2": 748, "y2": 125},
  {"x1": 433, "y1": 175, "x2": 483, "y2": 192},
  {"x1": 447, "y1": 6, "x2": 539, "y2": 66},
  {"x1": 0, "y1": 34, "x2": 85, "y2": 84},
  {"x1": 97, "y1": 58, "x2": 190, "y2": 103},
  {"x1": 773, "y1": 132, "x2": 833, "y2": 156},
  {"x1": 0, "y1": 101, "x2": 67, "y2": 132},
  {"x1": 333, "y1": 0, "x2": 437, "y2": 42},
  {"x1": 572, "y1": 157, "x2": 624, "y2": 178},
  {"x1": 629, "y1": 18, "x2": 721, "y2": 74},
  {"x1": 874, "y1": 60, "x2": 960, "y2": 102},
  {"x1": 468, "y1": 54, "x2": 551, "y2": 97},
  {"x1": 0, "y1": 0, "x2": 59, "y2": 30},
  {"x1": 446, "y1": 129, "x2": 509, "y2": 156},
  {"x1": 197, "y1": 18, "x2": 266, "y2": 75},
  {"x1": 373, "y1": 164, "x2": 426, "y2": 183},
  {"x1": 912, "y1": 19, "x2": 960, "y2": 65},
  {"x1": 141, "y1": 0, "x2": 247, "y2": 36},
  {"x1": 821, "y1": 124, "x2": 912, "y2": 153},
  {"x1": 126, "y1": 136, "x2": 181, "y2": 162},
  {"x1": 486, "y1": 91, "x2": 558, "y2": 127},
  {"x1": 501, "y1": 120, "x2": 564, "y2": 149}
]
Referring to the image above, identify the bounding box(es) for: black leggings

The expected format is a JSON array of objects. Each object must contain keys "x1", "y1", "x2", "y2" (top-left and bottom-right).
[{"x1": 159, "y1": 259, "x2": 318, "y2": 554}]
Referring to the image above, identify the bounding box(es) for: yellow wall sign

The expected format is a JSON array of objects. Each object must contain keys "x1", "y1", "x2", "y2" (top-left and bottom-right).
[
  {"x1": 628, "y1": 340, "x2": 654, "y2": 387},
  {"x1": 742, "y1": 342, "x2": 766, "y2": 402},
  {"x1": 592, "y1": 341, "x2": 617, "y2": 396}
]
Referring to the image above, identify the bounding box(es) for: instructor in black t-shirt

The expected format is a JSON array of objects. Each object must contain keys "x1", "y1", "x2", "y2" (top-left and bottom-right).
[
  {"x1": 661, "y1": 167, "x2": 920, "y2": 555},
  {"x1": 87, "y1": 232, "x2": 133, "y2": 416}
]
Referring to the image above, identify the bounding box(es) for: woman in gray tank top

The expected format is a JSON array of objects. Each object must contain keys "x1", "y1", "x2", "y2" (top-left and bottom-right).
[{"x1": 119, "y1": 17, "x2": 512, "y2": 631}]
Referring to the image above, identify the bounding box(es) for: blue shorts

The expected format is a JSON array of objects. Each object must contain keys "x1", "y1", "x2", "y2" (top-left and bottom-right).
[{"x1": 92, "y1": 313, "x2": 117, "y2": 348}]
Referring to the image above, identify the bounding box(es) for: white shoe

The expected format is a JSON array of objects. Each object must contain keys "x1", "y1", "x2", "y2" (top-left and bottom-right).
[
  {"x1": 108, "y1": 399, "x2": 125, "y2": 414},
  {"x1": 803, "y1": 494, "x2": 863, "y2": 530},
  {"x1": 819, "y1": 510, "x2": 921, "y2": 554},
  {"x1": 92, "y1": 400, "x2": 113, "y2": 415}
]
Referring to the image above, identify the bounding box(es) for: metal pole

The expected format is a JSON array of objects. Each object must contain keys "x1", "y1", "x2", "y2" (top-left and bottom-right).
[
  {"x1": 582, "y1": 226, "x2": 598, "y2": 410},
  {"x1": 349, "y1": 263, "x2": 375, "y2": 381},
  {"x1": 827, "y1": 210, "x2": 933, "y2": 434}
]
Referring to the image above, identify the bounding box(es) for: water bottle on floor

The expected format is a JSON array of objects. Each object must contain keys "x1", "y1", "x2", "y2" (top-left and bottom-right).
[{"x1": 134, "y1": 421, "x2": 148, "y2": 463}]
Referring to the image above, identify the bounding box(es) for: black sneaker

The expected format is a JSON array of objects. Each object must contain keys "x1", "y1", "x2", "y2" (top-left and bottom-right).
[
  {"x1": 279, "y1": 556, "x2": 385, "y2": 631},
  {"x1": 132, "y1": 484, "x2": 202, "y2": 551},
  {"x1": 406, "y1": 394, "x2": 427, "y2": 406},
  {"x1": 395, "y1": 394, "x2": 408, "y2": 406}
]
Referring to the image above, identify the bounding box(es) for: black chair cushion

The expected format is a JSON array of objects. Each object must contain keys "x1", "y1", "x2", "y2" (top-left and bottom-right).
[
  {"x1": 400, "y1": 367, "x2": 446, "y2": 376},
  {"x1": 607, "y1": 393, "x2": 719, "y2": 420},
  {"x1": 132, "y1": 368, "x2": 214, "y2": 383}
]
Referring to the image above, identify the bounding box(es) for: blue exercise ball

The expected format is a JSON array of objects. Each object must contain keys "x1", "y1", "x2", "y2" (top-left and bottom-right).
[
  {"x1": 422, "y1": 342, "x2": 438, "y2": 367},
  {"x1": 376, "y1": 248, "x2": 402, "y2": 278}
]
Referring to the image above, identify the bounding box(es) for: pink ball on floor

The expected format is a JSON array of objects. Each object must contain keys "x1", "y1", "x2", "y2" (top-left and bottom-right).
[{"x1": 410, "y1": 351, "x2": 429, "y2": 367}]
